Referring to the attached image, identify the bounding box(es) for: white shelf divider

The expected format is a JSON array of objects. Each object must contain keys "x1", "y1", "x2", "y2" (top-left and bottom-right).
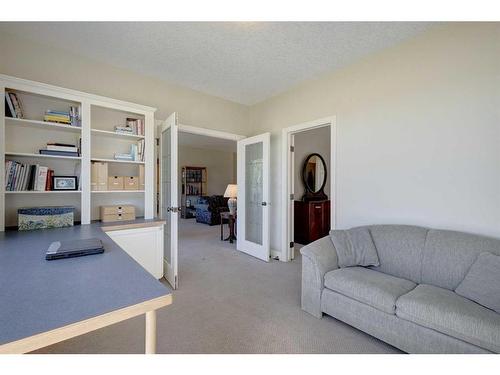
[
  {"x1": 91, "y1": 128, "x2": 144, "y2": 139},
  {"x1": 91, "y1": 190, "x2": 145, "y2": 194},
  {"x1": 5, "y1": 152, "x2": 81, "y2": 160},
  {"x1": 91, "y1": 157, "x2": 145, "y2": 164},
  {"x1": 5, "y1": 117, "x2": 82, "y2": 133},
  {"x1": 5, "y1": 190, "x2": 81, "y2": 194}
]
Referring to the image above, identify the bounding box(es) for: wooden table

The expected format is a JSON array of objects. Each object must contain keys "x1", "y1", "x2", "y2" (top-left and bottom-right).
[
  {"x1": 220, "y1": 211, "x2": 237, "y2": 244},
  {"x1": 0, "y1": 221, "x2": 172, "y2": 354}
]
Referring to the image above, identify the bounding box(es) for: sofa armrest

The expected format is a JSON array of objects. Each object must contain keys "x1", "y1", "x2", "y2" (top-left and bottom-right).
[{"x1": 300, "y1": 235, "x2": 338, "y2": 318}]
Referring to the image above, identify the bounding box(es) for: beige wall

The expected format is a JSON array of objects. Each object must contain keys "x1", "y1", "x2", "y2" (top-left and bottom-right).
[
  {"x1": 293, "y1": 126, "x2": 330, "y2": 199},
  {"x1": 178, "y1": 145, "x2": 236, "y2": 205},
  {"x1": 0, "y1": 31, "x2": 250, "y2": 135},
  {"x1": 250, "y1": 22, "x2": 500, "y2": 254}
]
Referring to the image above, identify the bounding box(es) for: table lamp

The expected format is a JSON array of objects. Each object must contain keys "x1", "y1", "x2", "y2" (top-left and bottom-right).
[{"x1": 224, "y1": 184, "x2": 238, "y2": 215}]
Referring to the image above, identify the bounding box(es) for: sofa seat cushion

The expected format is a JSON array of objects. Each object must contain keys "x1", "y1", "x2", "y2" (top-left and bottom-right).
[
  {"x1": 396, "y1": 284, "x2": 500, "y2": 353},
  {"x1": 324, "y1": 267, "x2": 417, "y2": 315}
]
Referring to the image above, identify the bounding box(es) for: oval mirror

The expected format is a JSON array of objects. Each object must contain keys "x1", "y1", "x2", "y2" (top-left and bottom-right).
[{"x1": 302, "y1": 153, "x2": 327, "y2": 194}]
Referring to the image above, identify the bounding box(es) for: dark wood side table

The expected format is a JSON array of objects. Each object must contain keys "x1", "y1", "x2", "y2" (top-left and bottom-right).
[{"x1": 220, "y1": 212, "x2": 237, "y2": 243}]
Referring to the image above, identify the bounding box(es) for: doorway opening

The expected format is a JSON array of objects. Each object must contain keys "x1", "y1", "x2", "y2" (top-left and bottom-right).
[
  {"x1": 281, "y1": 116, "x2": 336, "y2": 262},
  {"x1": 178, "y1": 129, "x2": 238, "y2": 244},
  {"x1": 157, "y1": 119, "x2": 246, "y2": 290}
]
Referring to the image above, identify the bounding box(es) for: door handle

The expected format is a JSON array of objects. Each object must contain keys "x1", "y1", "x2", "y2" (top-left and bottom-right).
[
  {"x1": 167, "y1": 207, "x2": 181, "y2": 213},
  {"x1": 261, "y1": 202, "x2": 267, "y2": 206}
]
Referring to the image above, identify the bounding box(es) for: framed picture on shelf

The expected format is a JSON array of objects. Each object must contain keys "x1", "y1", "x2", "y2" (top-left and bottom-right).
[{"x1": 52, "y1": 176, "x2": 78, "y2": 191}]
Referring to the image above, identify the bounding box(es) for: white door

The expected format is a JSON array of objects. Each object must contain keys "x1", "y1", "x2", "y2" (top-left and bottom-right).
[
  {"x1": 237, "y1": 132, "x2": 271, "y2": 262},
  {"x1": 159, "y1": 112, "x2": 179, "y2": 289}
]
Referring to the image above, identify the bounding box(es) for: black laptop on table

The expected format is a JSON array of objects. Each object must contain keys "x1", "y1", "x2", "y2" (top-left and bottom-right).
[{"x1": 46, "y1": 238, "x2": 104, "y2": 260}]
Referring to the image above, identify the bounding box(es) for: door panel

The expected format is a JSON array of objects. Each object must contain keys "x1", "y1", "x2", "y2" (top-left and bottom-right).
[
  {"x1": 237, "y1": 133, "x2": 270, "y2": 261},
  {"x1": 159, "y1": 112, "x2": 178, "y2": 289}
]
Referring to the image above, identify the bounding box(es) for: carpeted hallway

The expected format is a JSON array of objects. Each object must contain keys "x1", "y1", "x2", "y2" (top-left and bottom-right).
[{"x1": 34, "y1": 219, "x2": 400, "y2": 354}]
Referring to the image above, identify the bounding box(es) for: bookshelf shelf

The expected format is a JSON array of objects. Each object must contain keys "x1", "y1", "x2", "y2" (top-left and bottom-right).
[
  {"x1": 5, "y1": 190, "x2": 81, "y2": 194},
  {"x1": 91, "y1": 190, "x2": 145, "y2": 194},
  {"x1": 1, "y1": 74, "x2": 156, "y2": 231},
  {"x1": 91, "y1": 157, "x2": 145, "y2": 165},
  {"x1": 91, "y1": 128, "x2": 145, "y2": 139},
  {"x1": 5, "y1": 117, "x2": 82, "y2": 133},
  {"x1": 5, "y1": 152, "x2": 81, "y2": 160},
  {"x1": 181, "y1": 166, "x2": 207, "y2": 219}
]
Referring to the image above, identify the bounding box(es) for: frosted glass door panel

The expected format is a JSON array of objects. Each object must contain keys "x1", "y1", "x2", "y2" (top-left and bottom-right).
[
  {"x1": 237, "y1": 132, "x2": 270, "y2": 262},
  {"x1": 245, "y1": 142, "x2": 263, "y2": 245}
]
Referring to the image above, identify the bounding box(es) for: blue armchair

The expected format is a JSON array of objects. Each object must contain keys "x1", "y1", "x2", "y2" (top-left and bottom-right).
[{"x1": 194, "y1": 195, "x2": 229, "y2": 225}]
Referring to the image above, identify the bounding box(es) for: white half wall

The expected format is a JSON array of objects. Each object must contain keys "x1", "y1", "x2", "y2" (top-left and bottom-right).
[{"x1": 250, "y1": 23, "x2": 500, "y2": 257}]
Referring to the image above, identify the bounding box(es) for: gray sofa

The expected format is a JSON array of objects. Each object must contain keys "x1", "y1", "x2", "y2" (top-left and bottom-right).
[{"x1": 300, "y1": 225, "x2": 500, "y2": 354}]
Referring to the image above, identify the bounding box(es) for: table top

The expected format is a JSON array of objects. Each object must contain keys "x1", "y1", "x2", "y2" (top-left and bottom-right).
[{"x1": 0, "y1": 221, "x2": 171, "y2": 346}]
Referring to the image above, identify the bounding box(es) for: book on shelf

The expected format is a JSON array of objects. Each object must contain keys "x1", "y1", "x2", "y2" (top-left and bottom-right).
[
  {"x1": 4, "y1": 161, "x2": 55, "y2": 191},
  {"x1": 111, "y1": 140, "x2": 145, "y2": 162},
  {"x1": 39, "y1": 150, "x2": 79, "y2": 157},
  {"x1": 46, "y1": 144, "x2": 79, "y2": 152},
  {"x1": 43, "y1": 107, "x2": 81, "y2": 127},
  {"x1": 5, "y1": 92, "x2": 16, "y2": 118},
  {"x1": 114, "y1": 153, "x2": 134, "y2": 161},
  {"x1": 44, "y1": 110, "x2": 71, "y2": 124},
  {"x1": 40, "y1": 142, "x2": 80, "y2": 157},
  {"x1": 4, "y1": 92, "x2": 24, "y2": 119},
  {"x1": 115, "y1": 118, "x2": 145, "y2": 136}
]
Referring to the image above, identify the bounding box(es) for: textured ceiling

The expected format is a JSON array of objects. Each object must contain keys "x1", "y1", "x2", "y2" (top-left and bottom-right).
[{"x1": 0, "y1": 22, "x2": 435, "y2": 105}]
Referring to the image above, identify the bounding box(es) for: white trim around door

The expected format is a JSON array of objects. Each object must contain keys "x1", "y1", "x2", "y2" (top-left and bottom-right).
[
  {"x1": 281, "y1": 116, "x2": 337, "y2": 262},
  {"x1": 178, "y1": 124, "x2": 246, "y2": 142}
]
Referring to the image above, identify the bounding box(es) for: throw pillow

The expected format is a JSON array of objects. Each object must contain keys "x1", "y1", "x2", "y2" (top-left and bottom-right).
[
  {"x1": 330, "y1": 227, "x2": 380, "y2": 268},
  {"x1": 455, "y1": 252, "x2": 500, "y2": 313}
]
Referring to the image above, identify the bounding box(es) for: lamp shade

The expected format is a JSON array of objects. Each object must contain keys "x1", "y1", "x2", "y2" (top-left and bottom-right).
[{"x1": 224, "y1": 184, "x2": 238, "y2": 198}]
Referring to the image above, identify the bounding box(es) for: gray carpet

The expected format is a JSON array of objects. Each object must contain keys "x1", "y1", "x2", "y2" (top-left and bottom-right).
[{"x1": 34, "y1": 219, "x2": 400, "y2": 353}]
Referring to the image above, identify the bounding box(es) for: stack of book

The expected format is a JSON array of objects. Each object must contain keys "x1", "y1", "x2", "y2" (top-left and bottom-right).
[
  {"x1": 114, "y1": 118, "x2": 145, "y2": 136},
  {"x1": 43, "y1": 107, "x2": 80, "y2": 127},
  {"x1": 5, "y1": 92, "x2": 24, "y2": 119},
  {"x1": 114, "y1": 140, "x2": 145, "y2": 162},
  {"x1": 44, "y1": 110, "x2": 71, "y2": 124},
  {"x1": 114, "y1": 152, "x2": 134, "y2": 161},
  {"x1": 4, "y1": 160, "x2": 54, "y2": 191},
  {"x1": 39, "y1": 142, "x2": 79, "y2": 157}
]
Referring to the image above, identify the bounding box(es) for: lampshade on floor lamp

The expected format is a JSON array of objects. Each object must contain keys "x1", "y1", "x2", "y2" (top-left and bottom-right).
[{"x1": 224, "y1": 184, "x2": 238, "y2": 215}]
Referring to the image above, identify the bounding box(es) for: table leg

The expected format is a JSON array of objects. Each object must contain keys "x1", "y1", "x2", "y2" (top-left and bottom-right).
[
  {"x1": 220, "y1": 217, "x2": 223, "y2": 241},
  {"x1": 229, "y1": 216, "x2": 235, "y2": 244},
  {"x1": 145, "y1": 310, "x2": 156, "y2": 354}
]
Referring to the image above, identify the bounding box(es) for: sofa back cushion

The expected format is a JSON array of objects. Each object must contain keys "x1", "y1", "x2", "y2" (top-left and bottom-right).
[
  {"x1": 367, "y1": 225, "x2": 428, "y2": 283},
  {"x1": 421, "y1": 229, "x2": 500, "y2": 290}
]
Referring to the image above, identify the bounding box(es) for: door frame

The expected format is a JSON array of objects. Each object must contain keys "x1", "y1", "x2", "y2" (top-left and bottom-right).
[
  {"x1": 155, "y1": 119, "x2": 246, "y2": 287},
  {"x1": 178, "y1": 124, "x2": 246, "y2": 142},
  {"x1": 154, "y1": 121, "x2": 246, "y2": 213},
  {"x1": 281, "y1": 116, "x2": 337, "y2": 262}
]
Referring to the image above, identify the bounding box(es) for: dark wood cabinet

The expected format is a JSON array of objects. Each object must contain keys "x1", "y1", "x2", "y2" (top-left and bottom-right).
[{"x1": 294, "y1": 200, "x2": 330, "y2": 245}]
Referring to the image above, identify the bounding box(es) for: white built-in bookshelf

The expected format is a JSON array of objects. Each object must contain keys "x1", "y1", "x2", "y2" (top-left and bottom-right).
[{"x1": 0, "y1": 74, "x2": 156, "y2": 231}]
